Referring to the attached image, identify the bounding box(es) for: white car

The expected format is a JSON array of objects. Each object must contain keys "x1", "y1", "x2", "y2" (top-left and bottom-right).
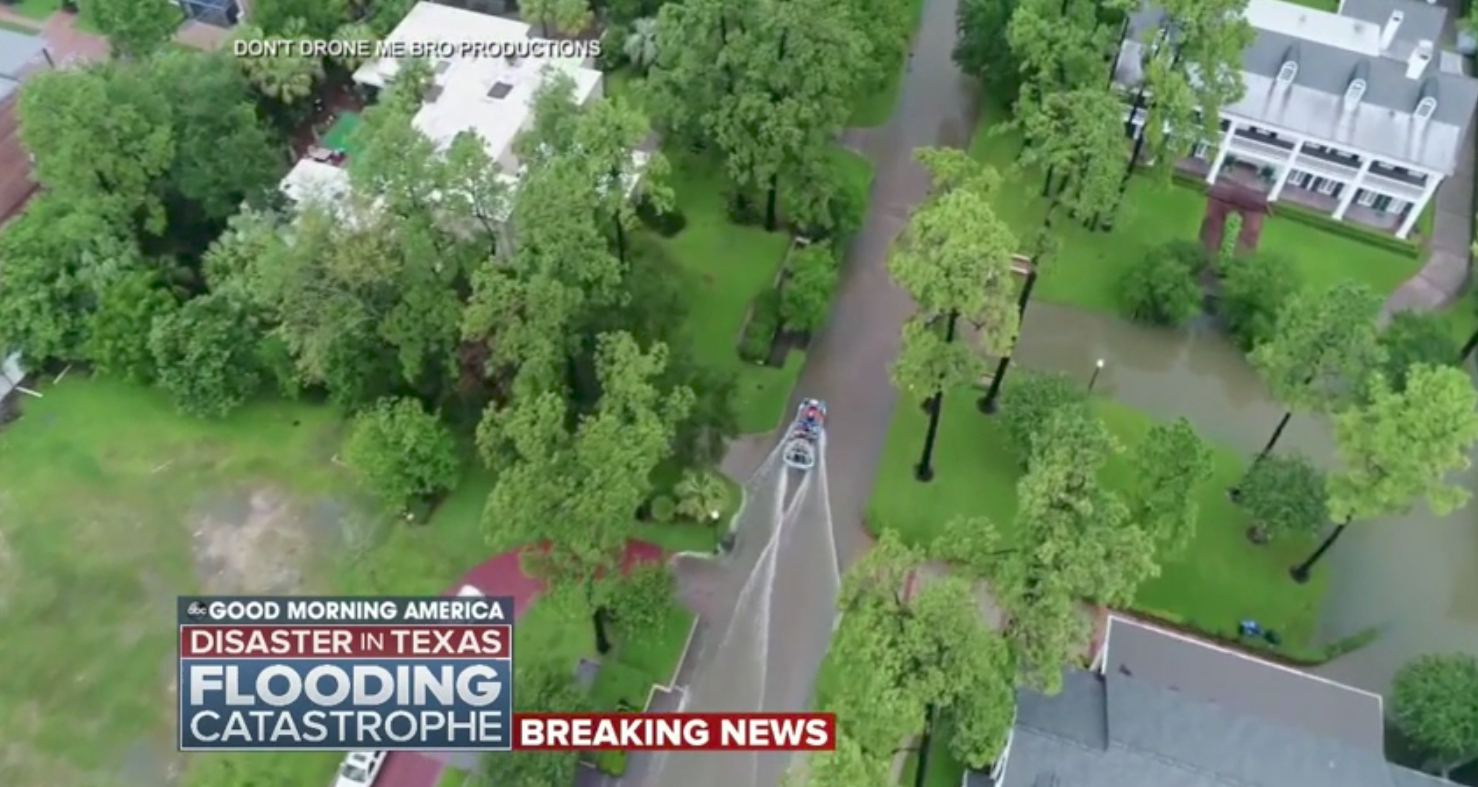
[
  {"x1": 457, "y1": 584, "x2": 483, "y2": 596},
  {"x1": 333, "y1": 751, "x2": 386, "y2": 787}
]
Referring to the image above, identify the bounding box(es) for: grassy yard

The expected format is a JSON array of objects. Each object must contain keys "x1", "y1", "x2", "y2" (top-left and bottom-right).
[
  {"x1": 5, "y1": 0, "x2": 57, "y2": 20},
  {"x1": 866, "y1": 387, "x2": 1328, "y2": 651},
  {"x1": 0, "y1": 377, "x2": 716, "y2": 786},
  {"x1": 649, "y1": 161, "x2": 798, "y2": 432},
  {"x1": 967, "y1": 102, "x2": 1420, "y2": 315}
]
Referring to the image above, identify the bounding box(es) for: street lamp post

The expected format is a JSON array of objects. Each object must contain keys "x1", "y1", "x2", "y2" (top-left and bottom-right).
[{"x1": 1088, "y1": 358, "x2": 1105, "y2": 393}]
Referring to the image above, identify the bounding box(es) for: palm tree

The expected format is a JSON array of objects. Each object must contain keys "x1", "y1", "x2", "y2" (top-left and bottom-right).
[
  {"x1": 624, "y1": 17, "x2": 659, "y2": 74},
  {"x1": 674, "y1": 470, "x2": 729, "y2": 522},
  {"x1": 330, "y1": 22, "x2": 377, "y2": 72},
  {"x1": 233, "y1": 22, "x2": 322, "y2": 104}
]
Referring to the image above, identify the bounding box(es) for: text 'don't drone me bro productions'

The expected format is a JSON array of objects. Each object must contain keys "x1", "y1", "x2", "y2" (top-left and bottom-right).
[
  {"x1": 231, "y1": 37, "x2": 602, "y2": 61},
  {"x1": 176, "y1": 596, "x2": 838, "y2": 753}
]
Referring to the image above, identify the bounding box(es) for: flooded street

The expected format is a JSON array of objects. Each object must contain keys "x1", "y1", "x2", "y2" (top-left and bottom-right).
[{"x1": 1013, "y1": 303, "x2": 1478, "y2": 694}]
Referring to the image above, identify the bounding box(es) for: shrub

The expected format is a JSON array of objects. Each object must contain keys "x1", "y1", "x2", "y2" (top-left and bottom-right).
[
  {"x1": 779, "y1": 245, "x2": 839, "y2": 333},
  {"x1": 342, "y1": 397, "x2": 462, "y2": 512},
  {"x1": 726, "y1": 191, "x2": 764, "y2": 226},
  {"x1": 1237, "y1": 453, "x2": 1326, "y2": 542},
  {"x1": 635, "y1": 198, "x2": 687, "y2": 237},
  {"x1": 649, "y1": 494, "x2": 677, "y2": 523},
  {"x1": 1219, "y1": 250, "x2": 1300, "y2": 351},
  {"x1": 596, "y1": 749, "x2": 628, "y2": 776},
  {"x1": 1119, "y1": 239, "x2": 1207, "y2": 327},
  {"x1": 1380, "y1": 310, "x2": 1458, "y2": 392},
  {"x1": 738, "y1": 289, "x2": 781, "y2": 362}
]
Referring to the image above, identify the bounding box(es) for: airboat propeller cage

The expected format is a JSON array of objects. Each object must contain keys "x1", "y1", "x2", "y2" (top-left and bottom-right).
[{"x1": 783, "y1": 398, "x2": 827, "y2": 470}]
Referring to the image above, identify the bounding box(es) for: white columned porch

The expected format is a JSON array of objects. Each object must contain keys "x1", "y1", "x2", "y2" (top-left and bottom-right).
[
  {"x1": 1205, "y1": 120, "x2": 1238, "y2": 184},
  {"x1": 1396, "y1": 174, "x2": 1442, "y2": 239},
  {"x1": 1268, "y1": 139, "x2": 1306, "y2": 201},
  {"x1": 1333, "y1": 157, "x2": 1374, "y2": 220}
]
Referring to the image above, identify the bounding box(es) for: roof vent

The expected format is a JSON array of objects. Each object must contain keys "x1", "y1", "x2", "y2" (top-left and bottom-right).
[
  {"x1": 425, "y1": 84, "x2": 444, "y2": 103},
  {"x1": 487, "y1": 81, "x2": 513, "y2": 99},
  {"x1": 1408, "y1": 40, "x2": 1433, "y2": 79},
  {"x1": 1381, "y1": 10, "x2": 1404, "y2": 49}
]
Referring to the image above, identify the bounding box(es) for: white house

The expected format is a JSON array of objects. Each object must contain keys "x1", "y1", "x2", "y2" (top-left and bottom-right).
[
  {"x1": 278, "y1": 4, "x2": 643, "y2": 246},
  {"x1": 1115, "y1": 0, "x2": 1478, "y2": 238}
]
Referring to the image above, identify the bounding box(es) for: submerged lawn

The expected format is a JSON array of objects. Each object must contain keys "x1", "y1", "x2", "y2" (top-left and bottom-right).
[
  {"x1": 967, "y1": 102, "x2": 1420, "y2": 316},
  {"x1": 866, "y1": 388, "x2": 1328, "y2": 651}
]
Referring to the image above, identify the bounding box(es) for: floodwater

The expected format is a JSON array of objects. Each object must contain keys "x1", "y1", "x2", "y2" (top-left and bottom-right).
[{"x1": 1012, "y1": 302, "x2": 1478, "y2": 694}]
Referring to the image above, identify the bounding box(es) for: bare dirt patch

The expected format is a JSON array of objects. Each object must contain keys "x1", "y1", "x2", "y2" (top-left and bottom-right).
[{"x1": 189, "y1": 485, "x2": 350, "y2": 594}]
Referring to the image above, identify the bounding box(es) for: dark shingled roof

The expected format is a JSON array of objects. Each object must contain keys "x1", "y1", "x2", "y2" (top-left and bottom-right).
[{"x1": 984, "y1": 616, "x2": 1455, "y2": 787}]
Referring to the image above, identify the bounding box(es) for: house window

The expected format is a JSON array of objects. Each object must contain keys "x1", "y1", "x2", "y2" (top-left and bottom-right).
[
  {"x1": 1192, "y1": 140, "x2": 1209, "y2": 158},
  {"x1": 1415, "y1": 97, "x2": 1437, "y2": 120},
  {"x1": 1277, "y1": 61, "x2": 1297, "y2": 84},
  {"x1": 1356, "y1": 189, "x2": 1378, "y2": 207},
  {"x1": 1315, "y1": 178, "x2": 1339, "y2": 195},
  {"x1": 1288, "y1": 169, "x2": 1310, "y2": 188},
  {"x1": 1388, "y1": 198, "x2": 1408, "y2": 213}
]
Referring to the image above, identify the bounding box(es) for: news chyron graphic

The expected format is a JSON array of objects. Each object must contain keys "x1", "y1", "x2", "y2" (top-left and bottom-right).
[{"x1": 178, "y1": 595, "x2": 513, "y2": 751}]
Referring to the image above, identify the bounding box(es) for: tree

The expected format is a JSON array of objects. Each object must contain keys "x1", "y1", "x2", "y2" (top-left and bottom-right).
[
  {"x1": 1379, "y1": 310, "x2": 1458, "y2": 393},
  {"x1": 483, "y1": 659, "x2": 589, "y2": 785},
  {"x1": 151, "y1": 50, "x2": 285, "y2": 227},
  {"x1": 1006, "y1": 0, "x2": 1119, "y2": 96},
  {"x1": 624, "y1": 17, "x2": 660, "y2": 73},
  {"x1": 480, "y1": 333, "x2": 693, "y2": 651},
  {"x1": 1249, "y1": 281, "x2": 1385, "y2": 466},
  {"x1": 0, "y1": 195, "x2": 135, "y2": 362},
  {"x1": 831, "y1": 532, "x2": 1014, "y2": 765},
  {"x1": 1391, "y1": 653, "x2": 1478, "y2": 776},
  {"x1": 90, "y1": 0, "x2": 183, "y2": 59},
  {"x1": 1293, "y1": 365, "x2": 1478, "y2": 581},
  {"x1": 697, "y1": 0, "x2": 869, "y2": 230},
  {"x1": 955, "y1": 0, "x2": 1020, "y2": 100},
  {"x1": 246, "y1": 0, "x2": 350, "y2": 36},
  {"x1": 1219, "y1": 250, "x2": 1300, "y2": 352},
  {"x1": 890, "y1": 317, "x2": 987, "y2": 480},
  {"x1": 992, "y1": 407, "x2": 1157, "y2": 690},
  {"x1": 1125, "y1": 418, "x2": 1212, "y2": 557},
  {"x1": 148, "y1": 292, "x2": 263, "y2": 418},
  {"x1": 674, "y1": 469, "x2": 729, "y2": 522},
  {"x1": 1119, "y1": 238, "x2": 1204, "y2": 327},
  {"x1": 520, "y1": 0, "x2": 561, "y2": 36},
  {"x1": 784, "y1": 733, "x2": 891, "y2": 787},
  {"x1": 232, "y1": 21, "x2": 324, "y2": 104},
  {"x1": 342, "y1": 397, "x2": 462, "y2": 512},
  {"x1": 550, "y1": 0, "x2": 593, "y2": 36},
  {"x1": 85, "y1": 268, "x2": 177, "y2": 382},
  {"x1": 997, "y1": 370, "x2": 1086, "y2": 465},
  {"x1": 1237, "y1": 453, "x2": 1326, "y2": 543},
  {"x1": 1013, "y1": 86, "x2": 1126, "y2": 229},
  {"x1": 1113, "y1": 0, "x2": 1253, "y2": 209},
  {"x1": 18, "y1": 63, "x2": 175, "y2": 232}
]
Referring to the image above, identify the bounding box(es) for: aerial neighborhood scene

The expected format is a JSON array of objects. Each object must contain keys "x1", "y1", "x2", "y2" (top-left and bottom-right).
[{"x1": 5, "y1": 0, "x2": 1478, "y2": 782}]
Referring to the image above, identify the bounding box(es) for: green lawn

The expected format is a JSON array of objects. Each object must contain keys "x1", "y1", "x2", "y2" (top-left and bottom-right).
[
  {"x1": 967, "y1": 102, "x2": 1420, "y2": 315},
  {"x1": 6, "y1": 0, "x2": 57, "y2": 20},
  {"x1": 435, "y1": 767, "x2": 470, "y2": 787},
  {"x1": 651, "y1": 160, "x2": 801, "y2": 432},
  {"x1": 866, "y1": 388, "x2": 1328, "y2": 651},
  {"x1": 918, "y1": 725, "x2": 967, "y2": 787}
]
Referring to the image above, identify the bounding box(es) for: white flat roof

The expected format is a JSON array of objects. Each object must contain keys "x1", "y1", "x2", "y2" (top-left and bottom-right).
[
  {"x1": 1247, "y1": 0, "x2": 1383, "y2": 56},
  {"x1": 280, "y1": 159, "x2": 351, "y2": 206},
  {"x1": 352, "y1": 3, "x2": 602, "y2": 161}
]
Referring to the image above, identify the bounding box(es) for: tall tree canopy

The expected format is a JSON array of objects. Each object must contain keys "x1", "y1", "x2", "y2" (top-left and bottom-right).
[{"x1": 90, "y1": 0, "x2": 184, "y2": 59}]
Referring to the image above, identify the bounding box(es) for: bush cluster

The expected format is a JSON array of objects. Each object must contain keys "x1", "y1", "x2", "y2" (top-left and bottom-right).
[
  {"x1": 635, "y1": 197, "x2": 687, "y2": 237},
  {"x1": 779, "y1": 245, "x2": 840, "y2": 334},
  {"x1": 1119, "y1": 239, "x2": 1207, "y2": 327},
  {"x1": 738, "y1": 289, "x2": 782, "y2": 362}
]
